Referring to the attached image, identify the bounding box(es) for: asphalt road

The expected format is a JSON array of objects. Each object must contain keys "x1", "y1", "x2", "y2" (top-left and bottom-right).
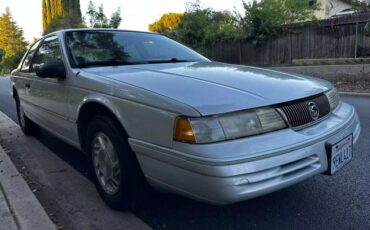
[
  {"x1": 0, "y1": 76, "x2": 369, "y2": 230},
  {"x1": 0, "y1": 77, "x2": 17, "y2": 122}
]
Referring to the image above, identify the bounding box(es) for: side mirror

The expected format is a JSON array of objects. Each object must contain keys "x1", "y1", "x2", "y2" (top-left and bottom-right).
[{"x1": 35, "y1": 61, "x2": 66, "y2": 79}]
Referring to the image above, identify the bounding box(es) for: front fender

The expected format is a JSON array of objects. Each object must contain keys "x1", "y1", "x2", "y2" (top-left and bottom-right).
[
  {"x1": 76, "y1": 93, "x2": 178, "y2": 148},
  {"x1": 77, "y1": 94, "x2": 122, "y2": 121}
]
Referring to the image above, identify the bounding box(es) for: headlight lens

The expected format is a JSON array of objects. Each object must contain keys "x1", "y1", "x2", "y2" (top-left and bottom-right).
[
  {"x1": 173, "y1": 107, "x2": 287, "y2": 144},
  {"x1": 325, "y1": 88, "x2": 340, "y2": 110}
]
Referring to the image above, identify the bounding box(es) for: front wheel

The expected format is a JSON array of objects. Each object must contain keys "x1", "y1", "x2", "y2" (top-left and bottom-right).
[
  {"x1": 86, "y1": 115, "x2": 147, "y2": 210},
  {"x1": 16, "y1": 99, "x2": 40, "y2": 136}
]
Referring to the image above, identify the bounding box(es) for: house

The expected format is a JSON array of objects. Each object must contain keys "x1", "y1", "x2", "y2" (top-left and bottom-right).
[
  {"x1": 313, "y1": 0, "x2": 370, "y2": 19},
  {"x1": 313, "y1": 0, "x2": 354, "y2": 18}
]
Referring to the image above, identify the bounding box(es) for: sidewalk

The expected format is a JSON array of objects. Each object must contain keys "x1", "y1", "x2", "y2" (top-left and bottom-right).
[
  {"x1": 338, "y1": 91, "x2": 370, "y2": 97},
  {"x1": 0, "y1": 186, "x2": 18, "y2": 230},
  {"x1": 271, "y1": 65, "x2": 370, "y2": 94},
  {"x1": 0, "y1": 144, "x2": 55, "y2": 230}
]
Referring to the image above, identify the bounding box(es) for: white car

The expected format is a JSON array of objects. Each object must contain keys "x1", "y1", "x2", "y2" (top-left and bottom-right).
[{"x1": 11, "y1": 29, "x2": 361, "y2": 210}]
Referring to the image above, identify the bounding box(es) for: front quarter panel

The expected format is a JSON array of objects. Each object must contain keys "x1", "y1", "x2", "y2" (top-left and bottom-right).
[
  {"x1": 70, "y1": 72, "x2": 200, "y2": 148},
  {"x1": 75, "y1": 93, "x2": 179, "y2": 148}
]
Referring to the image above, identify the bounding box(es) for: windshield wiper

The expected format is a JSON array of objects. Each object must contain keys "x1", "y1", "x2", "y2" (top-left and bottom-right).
[
  {"x1": 78, "y1": 58, "x2": 195, "y2": 68},
  {"x1": 78, "y1": 59, "x2": 145, "y2": 68},
  {"x1": 146, "y1": 58, "x2": 196, "y2": 64}
]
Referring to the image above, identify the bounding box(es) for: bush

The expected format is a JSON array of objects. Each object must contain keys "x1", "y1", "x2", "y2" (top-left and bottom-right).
[
  {"x1": 151, "y1": 0, "x2": 318, "y2": 50},
  {"x1": 0, "y1": 52, "x2": 25, "y2": 74},
  {"x1": 241, "y1": 0, "x2": 317, "y2": 45},
  {"x1": 174, "y1": 3, "x2": 241, "y2": 52}
]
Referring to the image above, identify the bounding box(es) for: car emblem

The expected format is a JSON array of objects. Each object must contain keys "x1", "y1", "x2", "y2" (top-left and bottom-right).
[{"x1": 308, "y1": 102, "x2": 320, "y2": 120}]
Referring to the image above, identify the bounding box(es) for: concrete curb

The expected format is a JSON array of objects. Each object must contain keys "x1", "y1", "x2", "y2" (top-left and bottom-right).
[
  {"x1": 339, "y1": 92, "x2": 370, "y2": 97},
  {"x1": 0, "y1": 145, "x2": 56, "y2": 229},
  {"x1": 271, "y1": 64, "x2": 370, "y2": 79}
]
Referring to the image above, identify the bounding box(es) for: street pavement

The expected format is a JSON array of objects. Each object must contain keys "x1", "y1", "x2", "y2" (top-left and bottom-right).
[
  {"x1": 0, "y1": 76, "x2": 369, "y2": 229},
  {"x1": 0, "y1": 76, "x2": 16, "y2": 122}
]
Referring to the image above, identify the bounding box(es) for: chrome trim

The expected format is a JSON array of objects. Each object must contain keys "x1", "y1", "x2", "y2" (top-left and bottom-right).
[
  {"x1": 278, "y1": 94, "x2": 331, "y2": 130},
  {"x1": 291, "y1": 113, "x2": 331, "y2": 131},
  {"x1": 275, "y1": 108, "x2": 292, "y2": 128},
  {"x1": 325, "y1": 88, "x2": 340, "y2": 111}
]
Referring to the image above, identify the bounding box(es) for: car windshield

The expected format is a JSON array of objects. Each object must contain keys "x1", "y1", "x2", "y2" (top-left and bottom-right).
[{"x1": 65, "y1": 30, "x2": 209, "y2": 68}]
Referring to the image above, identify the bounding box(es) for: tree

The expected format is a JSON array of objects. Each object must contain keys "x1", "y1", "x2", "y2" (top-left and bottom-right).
[
  {"x1": 42, "y1": 0, "x2": 48, "y2": 30},
  {"x1": 0, "y1": 8, "x2": 27, "y2": 74},
  {"x1": 44, "y1": 16, "x2": 84, "y2": 34},
  {"x1": 172, "y1": 2, "x2": 240, "y2": 51},
  {"x1": 62, "y1": 0, "x2": 82, "y2": 21},
  {"x1": 109, "y1": 8, "x2": 122, "y2": 28},
  {"x1": 0, "y1": 49, "x2": 4, "y2": 63},
  {"x1": 149, "y1": 13, "x2": 183, "y2": 35},
  {"x1": 203, "y1": 11, "x2": 241, "y2": 44},
  {"x1": 43, "y1": 0, "x2": 83, "y2": 33},
  {"x1": 85, "y1": 1, "x2": 122, "y2": 28},
  {"x1": 148, "y1": 0, "x2": 318, "y2": 50},
  {"x1": 241, "y1": 0, "x2": 317, "y2": 45}
]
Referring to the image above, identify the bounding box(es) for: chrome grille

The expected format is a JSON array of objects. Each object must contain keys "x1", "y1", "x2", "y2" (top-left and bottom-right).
[{"x1": 277, "y1": 94, "x2": 331, "y2": 129}]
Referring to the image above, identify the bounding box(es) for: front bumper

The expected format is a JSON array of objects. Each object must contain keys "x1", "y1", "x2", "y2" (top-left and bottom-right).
[{"x1": 130, "y1": 102, "x2": 361, "y2": 205}]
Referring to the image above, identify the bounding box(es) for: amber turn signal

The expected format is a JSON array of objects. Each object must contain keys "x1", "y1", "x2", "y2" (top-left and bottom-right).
[{"x1": 173, "y1": 117, "x2": 196, "y2": 143}]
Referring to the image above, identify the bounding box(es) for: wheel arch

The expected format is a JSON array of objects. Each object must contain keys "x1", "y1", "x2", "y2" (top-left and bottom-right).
[
  {"x1": 77, "y1": 97, "x2": 129, "y2": 151},
  {"x1": 12, "y1": 86, "x2": 18, "y2": 100}
]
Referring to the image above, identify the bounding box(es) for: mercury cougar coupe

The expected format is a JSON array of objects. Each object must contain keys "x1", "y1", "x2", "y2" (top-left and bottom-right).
[{"x1": 11, "y1": 29, "x2": 361, "y2": 210}]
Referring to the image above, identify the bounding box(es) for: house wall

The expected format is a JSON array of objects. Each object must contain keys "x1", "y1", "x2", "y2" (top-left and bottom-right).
[{"x1": 315, "y1": 0, "x2": 353, "y2": 19}]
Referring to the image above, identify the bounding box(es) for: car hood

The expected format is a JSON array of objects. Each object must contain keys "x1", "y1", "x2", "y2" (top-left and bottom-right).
[{"x1": 82, "y1": 62, "x2": 331, "y2": 116}]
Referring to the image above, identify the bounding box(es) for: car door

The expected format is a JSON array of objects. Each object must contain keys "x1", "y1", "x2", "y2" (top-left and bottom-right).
[
  {"x1": 27, "y1": 35, "x2": 73, "y2": 138},
  {"x1": 14, "y1": 40, "x2": 42, "y2": 121}
]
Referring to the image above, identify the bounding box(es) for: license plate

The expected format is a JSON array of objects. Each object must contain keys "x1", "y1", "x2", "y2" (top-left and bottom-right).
[{"x1": 327, "y1": 134, "x2": 353, "y2": 175}]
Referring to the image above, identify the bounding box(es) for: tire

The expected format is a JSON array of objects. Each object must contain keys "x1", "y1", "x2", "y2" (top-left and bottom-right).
[
  {"x1": 16, "y1": 98, "x2": 40, "y2": 136},
  {"x1": 86, "y1": 115, "x2": 148, "y2": 211}
]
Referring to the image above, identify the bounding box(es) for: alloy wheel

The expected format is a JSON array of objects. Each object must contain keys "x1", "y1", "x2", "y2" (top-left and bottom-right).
[{"x1": 92, "y1": 132, "x2": 121, "y2": 195}]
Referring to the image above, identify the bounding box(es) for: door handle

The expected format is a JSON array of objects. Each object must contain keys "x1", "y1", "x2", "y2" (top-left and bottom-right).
[{"x1": 25, "y1": 83, "x2": 31, "y2": 88}]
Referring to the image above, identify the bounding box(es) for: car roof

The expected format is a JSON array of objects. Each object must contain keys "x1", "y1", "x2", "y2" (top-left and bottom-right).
[{"x1": 45, "y1": 28, "x2": 158, "y2": 37}]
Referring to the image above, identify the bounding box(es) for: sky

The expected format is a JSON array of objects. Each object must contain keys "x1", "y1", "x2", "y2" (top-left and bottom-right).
[{"x1": 0, "y1": 0, "x2": 246, "y2": 42}]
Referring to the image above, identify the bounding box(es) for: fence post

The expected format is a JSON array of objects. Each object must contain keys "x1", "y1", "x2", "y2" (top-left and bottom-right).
[
  {"x1": 289, "y1": 32, "x2": 293, "y2": 64},
  {"x1": 354, "y1": 20, "x2": 359, "y2": 58},
  {"x1": 238, "y1": 39, "x2": 242, "y2": 65}
]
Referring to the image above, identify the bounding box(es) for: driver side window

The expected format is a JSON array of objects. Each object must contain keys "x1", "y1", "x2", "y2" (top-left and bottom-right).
[
  {"x1": 31, "y1": 36, "x2": 62, "y2": 72},
  {"x1": 20, "y1": 40, "x2": 41, "y2": 72}
]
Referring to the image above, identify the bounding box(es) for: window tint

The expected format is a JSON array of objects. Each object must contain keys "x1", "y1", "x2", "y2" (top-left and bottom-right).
[
  {"x1": 20, "y1": 40, "x2": 41, "y2": 72},
  {"x1": 31, "y1": 36, "x2": 62, "y2": 72}
]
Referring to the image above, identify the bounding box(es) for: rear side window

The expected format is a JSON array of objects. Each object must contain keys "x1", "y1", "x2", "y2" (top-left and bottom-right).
[
  {"x1": 31, "y1": 36, "x2": 62, "y2": 72},
  {"x1": 20, "y1": 40, "x2": 41, "y2": 72}
]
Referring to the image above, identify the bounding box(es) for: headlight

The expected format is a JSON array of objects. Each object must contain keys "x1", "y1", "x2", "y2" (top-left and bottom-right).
[
  {"x1": 325, "y1": 88, "x2": 340, "y2": 110},
  {"x1": 173, "y1": 107, "x2": 287, "y2": 144}
]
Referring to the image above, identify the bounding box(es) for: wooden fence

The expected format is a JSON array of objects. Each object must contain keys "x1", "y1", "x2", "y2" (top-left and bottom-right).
[{"x1": 203, "y1": 12, "x2": 370, "y2": 66}]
